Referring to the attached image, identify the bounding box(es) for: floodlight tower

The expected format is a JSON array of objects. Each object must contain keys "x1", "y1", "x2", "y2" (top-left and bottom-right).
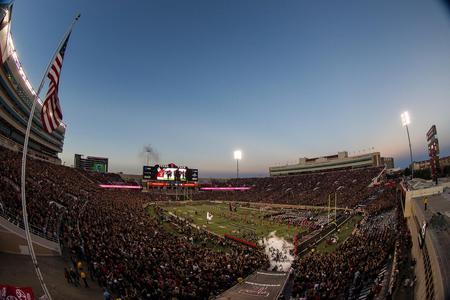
[
  {"x1": 234, "y1": 150, "x2": 242, "y2": 179},
  {"x1": 401, "y1": 111, "x2": 414, "y2": 179}
]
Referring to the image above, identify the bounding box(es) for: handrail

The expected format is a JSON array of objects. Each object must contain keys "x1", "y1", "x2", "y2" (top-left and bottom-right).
[{"x1": 0, "y1": 208, "x2": 59, "y2": 243}]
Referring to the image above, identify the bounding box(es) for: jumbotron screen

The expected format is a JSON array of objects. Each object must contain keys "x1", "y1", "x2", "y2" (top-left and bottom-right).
[
  {"x1": 91, "y1": 163, "x2": 106, "y2": 173},
  {"x1": 143, "y1": 165, "x2": 198, "y2": 181}
]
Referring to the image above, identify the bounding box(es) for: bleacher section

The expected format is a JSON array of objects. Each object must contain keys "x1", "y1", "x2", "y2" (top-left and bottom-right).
[{"x1": 196, "y1": 167, "x2": 384, "y2": 208}]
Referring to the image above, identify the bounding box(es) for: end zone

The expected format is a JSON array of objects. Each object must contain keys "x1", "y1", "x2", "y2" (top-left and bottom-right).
[{"x1": 216, "y1": 270, "x2": 290, "y2": 300}]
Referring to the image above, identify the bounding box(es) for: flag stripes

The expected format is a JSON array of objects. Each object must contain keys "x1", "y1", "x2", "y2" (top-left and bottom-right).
[{"x1": 41, "y1": 33, "x2": 71, "y2": 133}]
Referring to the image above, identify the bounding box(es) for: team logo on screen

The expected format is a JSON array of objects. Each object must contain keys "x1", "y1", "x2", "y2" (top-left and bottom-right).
[{"x1": 143, "y1": 165, "x2": 198, "y2": 181}]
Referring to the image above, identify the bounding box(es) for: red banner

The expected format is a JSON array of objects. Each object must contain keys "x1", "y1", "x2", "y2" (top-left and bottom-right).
[
  {"x1": 224, "y1": 233, "x2": 257, "y2": 248},
  {"x1": 0, "y1": 285, "x2": 35, "y2": 300}
]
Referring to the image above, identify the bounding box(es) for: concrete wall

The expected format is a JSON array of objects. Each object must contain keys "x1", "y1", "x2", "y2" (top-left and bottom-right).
[
  {"x1": 402, "y1": 183, "x2": 449, "y2": 217},
  {"x1": 408, "y1": 204, "x2": 447, "y2": 300},
  {"x1": 403, "y1": 183, "x2": 450, "y2": 299},
  {"x1": 0, "y1": 215, "x2": 60, "y2": 256}
]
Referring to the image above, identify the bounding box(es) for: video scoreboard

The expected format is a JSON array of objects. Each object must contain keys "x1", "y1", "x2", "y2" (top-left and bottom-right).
[{"x1": 143, "y1": 165, "x2": 198, "y2": 182}]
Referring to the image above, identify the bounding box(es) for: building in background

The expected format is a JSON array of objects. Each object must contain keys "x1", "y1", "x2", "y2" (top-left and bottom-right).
[
  {"x1": 412, "y1": 156, "x2": 450, "y2": 172},
  {"x1": 269, "y1": 151, "x2": 389, "y2": 176},
  {"x1": 0, "y1": 1, "x2": 65, "y2": 164},
  {"x1": 74, "y1": 154, "x2": 108, "y2": 173},
  {"x1": 380, "y1": 157, "x2": 395, "y2": 169}
]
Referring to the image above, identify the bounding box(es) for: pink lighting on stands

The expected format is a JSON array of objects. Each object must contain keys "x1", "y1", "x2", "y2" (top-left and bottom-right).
[
  {"x1": 200, "y1": 187, "x2": 251, "y2": 191},
  {"x1": 99, "y1": 184, "x2": 142, "y2": 189}
]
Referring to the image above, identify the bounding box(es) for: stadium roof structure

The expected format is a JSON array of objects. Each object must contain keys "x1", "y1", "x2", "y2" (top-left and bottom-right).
[
  {"x1": 3, "y1": 8, "x2": 65, "y2": 128},
  {"x1": 216, "y1": 270, "x2": 290, "y2": 300},
  {"x1": 269, "y1": 151, "x2": 383, "y2": 176},
  {"x1": 0, "y1": 0, "x2": 67, "y2": 162}
]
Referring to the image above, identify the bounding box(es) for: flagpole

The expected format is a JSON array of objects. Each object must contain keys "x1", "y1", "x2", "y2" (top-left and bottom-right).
[{"x1": 20, "y1": 14, "x2": 80, "y2": 300}]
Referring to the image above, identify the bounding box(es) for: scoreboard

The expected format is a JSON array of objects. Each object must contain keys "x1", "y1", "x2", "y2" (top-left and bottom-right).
[
  {"x1": 427, "y1": 125, "x2": 439, "y2": 184},
  {"x1": 187, "y1": 168, "x2": 198, "y2": 181},
  {"x1": 143, "y1": 165, "x2": 198, "y2": 182}
]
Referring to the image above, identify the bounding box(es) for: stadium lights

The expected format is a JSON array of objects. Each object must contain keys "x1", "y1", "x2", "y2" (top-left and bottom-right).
[
  {"x1": 401, "y1": 111, "x2": 410, "y2": 127},
  {"x1": 8, "y1": 32, "x2": 66, "y2": 128},
  {"x1": 234, "y1": 150, "x2": 242, "y2": 178},
  {"x1": 234, "y1": 150, "x2": 242, "y2": 160},
  {"x1": 400, "y1": 111, "x2": 414, "y2": 179}
]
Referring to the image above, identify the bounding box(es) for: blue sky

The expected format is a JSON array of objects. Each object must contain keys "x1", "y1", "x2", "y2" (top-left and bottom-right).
[{"x1": 10, "y1": 0, "x2": 450, "y2": 177}]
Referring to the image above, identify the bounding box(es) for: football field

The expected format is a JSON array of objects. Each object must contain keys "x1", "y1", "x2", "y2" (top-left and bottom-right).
[{"x1": 161, "y1": 202, "x2": 306, "y2": 242}]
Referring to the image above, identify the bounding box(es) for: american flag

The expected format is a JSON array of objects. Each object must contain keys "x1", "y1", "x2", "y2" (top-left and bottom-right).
[
  {"x1": 40, "y1": 33, "x2": 71, "y2": 133},
  {"x1": 0, "y1": 5, "x2": 13, "y2": 64}
]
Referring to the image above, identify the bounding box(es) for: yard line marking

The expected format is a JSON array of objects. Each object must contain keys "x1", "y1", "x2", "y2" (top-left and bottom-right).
[
  {"x1": 256, "y1": 272, "x2": 286, "y2": 276},
  {"x1": 245, "y1": 281, "x2": 281, "y2": 287}
]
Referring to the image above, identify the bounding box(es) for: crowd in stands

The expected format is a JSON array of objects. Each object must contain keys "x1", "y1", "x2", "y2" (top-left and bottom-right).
[
  {"x1": 290, "y1": 188, "x2": 403, "y2": 299},
  {"x1": 83, "y1": 171, "x2": 140, "y2": 186},
  {"x1": 0, "y1": 145, "x2": 410, "y2": 299},
  {"x1": 83, "y1": 171, "x2": 124, "y2": 185},
  {"x1": 0, "y1": 147, "x2": 94, "y2": 240},
  {"x1": 265, "y1": 209, "x2": 334, "y2": 232},
  {"x1": 196, "y1": 167, "x2": 383, "y2": 208},
  {"x1": 0, "y1": 146, "x2": 266, "y2": 299},
  {"x1": 65, "y1": 190, "x2": 266, "y2": 299},
  {"x1": 387, "y1": 197, "x2": 413, "y2": 297}
]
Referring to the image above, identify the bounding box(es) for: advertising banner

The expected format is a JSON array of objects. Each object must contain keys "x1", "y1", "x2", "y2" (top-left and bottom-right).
[{"x1": 0, "y1": 285, "x2": 35, "y2": 300}]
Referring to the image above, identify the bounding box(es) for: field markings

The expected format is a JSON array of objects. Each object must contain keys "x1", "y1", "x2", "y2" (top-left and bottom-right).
[
  {"x1": 245, "y1": 281, "x2": 281, "y2": 287},
  {"x1": 163, "y1": 203, "x2": 299, "y2": 242},
  {"x1": 256, "y1": 271, "x2": 286, "y2": 276}
]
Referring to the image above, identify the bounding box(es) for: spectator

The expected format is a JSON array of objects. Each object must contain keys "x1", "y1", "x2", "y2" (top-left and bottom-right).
[
  {"x1": 70, "y1": 268, "x2": 79, "y2": 287},
  {"x1": 64, "y1": 268, "x2": 72, "y2": 284},
  {"x1": 0, "y1": 146, "x2": 407, "y2": 300},
  {"x1": 80, "y1": 270, "x2": 88, "y2": 288},
  {"x1": 103, "y1": 288, "x2": 111, "y2": 300}
]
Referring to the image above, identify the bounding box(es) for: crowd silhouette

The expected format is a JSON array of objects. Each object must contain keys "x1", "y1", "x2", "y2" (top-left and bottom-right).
[
  {"x1": 0, "y1": 146, "x2": 265, "y2": 299},
  {"x1": 290, "y1": 189, "x2": 406, "y2": 299},
  {"x1": 196, "y1": 167, "x2": 383, "y2": 207},
  {"x1": 0, "y1": 146, "x2": 408, "y2": 300}
]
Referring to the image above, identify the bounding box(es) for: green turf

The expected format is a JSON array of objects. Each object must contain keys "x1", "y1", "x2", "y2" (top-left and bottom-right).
[
  {"x1": 162, "y1": 202, "x2": 306, "y2": 242},
  {"x1": 315, "y1": 214, "x2": 363, "y2": 253}
]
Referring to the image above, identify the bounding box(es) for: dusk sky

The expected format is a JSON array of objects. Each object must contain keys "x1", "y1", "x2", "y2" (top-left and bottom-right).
[{"x1": 10, "y1": 0, "x2": 450, "y2": 177}]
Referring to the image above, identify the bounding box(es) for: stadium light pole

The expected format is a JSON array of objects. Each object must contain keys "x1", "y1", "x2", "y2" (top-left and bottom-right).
[
  {"x1": 401, "y1": 111, "x2": 414, "y2": 179},
  {"x1": 234, "y1": 150, "x2": 242, "y2": 179}
]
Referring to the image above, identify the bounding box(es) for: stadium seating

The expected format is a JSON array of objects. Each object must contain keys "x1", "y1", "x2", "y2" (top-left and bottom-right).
[
  {"x1": 0, "y1": 146, "x2": 266, "y2": 298},
  {"x1": 0, "y1": 146, "x2": 411, "y2": 299},
  {"x1": 196, "y1": 167, "x2": 383, "y2": 208},
  {"x1": 290, "y1": 189, "x2": 408, "y2": 299}
]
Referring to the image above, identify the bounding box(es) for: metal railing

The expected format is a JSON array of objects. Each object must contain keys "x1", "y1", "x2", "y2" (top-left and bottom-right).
[{"x1": 0, "y1": 208, "x2": 59, "y2": 243}]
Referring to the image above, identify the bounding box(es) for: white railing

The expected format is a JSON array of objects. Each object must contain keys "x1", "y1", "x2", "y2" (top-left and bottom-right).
[{"x1": 0, "y1": 208, "x2": 59, "y2": 243}]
